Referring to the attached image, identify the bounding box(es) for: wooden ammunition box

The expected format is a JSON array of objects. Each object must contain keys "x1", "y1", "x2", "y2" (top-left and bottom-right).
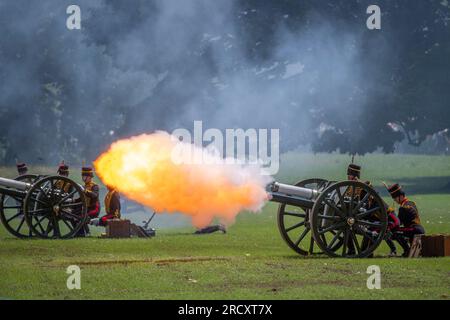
[
  {"x1": 105, "y1": 219, "x2": 131, "y2": 238},
  {"x1": 420, "y1": 234, "x2": 450, "y2": 257}
]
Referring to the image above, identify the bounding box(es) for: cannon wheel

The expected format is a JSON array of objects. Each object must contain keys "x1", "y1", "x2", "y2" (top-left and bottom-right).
[
  {"x1": 24, "y1": 176, "x2": 88, "y2": 239},
  {"x1": 310, "y1": 181, "x2": 388, "y2": 258},
  {"x1": 277, "y1": 178, "x2": 329, "y2": 255},
  {"x1": 0, "y1": 174, "x2": 39, "y2": 238}
]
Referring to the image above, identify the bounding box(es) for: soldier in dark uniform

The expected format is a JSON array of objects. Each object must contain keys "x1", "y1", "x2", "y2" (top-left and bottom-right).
[
  {"x1": 82, "y1": 166, "x2": 100, "y2": 219},
  {"x1": 346, "y1": 163, "x2": 374, "y2": 200},
  {"x1": 57, "y1": 161, "x2": 69, "y2": 177},
  {"x1": 345, "y1": 163, "x2": 399, "y2": 256},
  {"x1": 55, "y1": 161, "x2": 80, "y2": 233},
  {"x1": 55, "y1": 161, "x2": 72, "y2": 193},
  {"x1": 76, "y1": 166, "x2": 100, "y2": 236},
  {"x1": 345, "y1": 163, "x2": 365, "y2": 255},
  {"x1": 347, "y1": 163, "x2": 361, "y2": 182},
  {"x1": 345, "y1": 163, "x2": 373, "y2": 211},
  {"x1": 16, "y1": 162, "x2": 28, "y2": 176},
  {"x1": 90, "y1": 185, "x2": 121, "y2": 227},
  {"x1": 387, "y1": 183, "x2": 425, "y2": 257}
]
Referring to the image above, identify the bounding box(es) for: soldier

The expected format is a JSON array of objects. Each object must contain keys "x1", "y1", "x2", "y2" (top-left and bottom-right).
[
  {"x1": 346, "y1": 163, "x2": 373, "y2": 194},
  {"x1": 57, "y1": 161, "x2": 69, "y2": 177},
  {"x1": 55, "y1": 161, "x2": 72, "y2": 193},
  {"x1": 345, "y1": 163, "x2": 366, "y2": 255},
  {"x1": 387, "y1": 183, "x2": 425, "y2": 257},
  {"x1": 76, "y1": 166, "x2": 100, "y2": 236},
  {"x1": 345, "y1": 163, "x2": 372, "y2": 205},
  {"x1": 82, "y1": 166, "x2": 100, "y2": 219},
  {"x1": 347, "y1": 163, "x2": 361, "y2": 181},
  {"x1": 90, "y1": 185, "x2": 121, "y2": 227},
  {"x1": 16, "y1": 162, "x2": 28, "y2": 176},
  {"x1": 345, "y1": 163, "x2": 399, "y2": 256}
]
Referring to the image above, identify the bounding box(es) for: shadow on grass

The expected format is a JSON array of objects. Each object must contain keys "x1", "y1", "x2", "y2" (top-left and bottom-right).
[{"x1": 374, "y1": 176, "x2": 450, "y2": 195}]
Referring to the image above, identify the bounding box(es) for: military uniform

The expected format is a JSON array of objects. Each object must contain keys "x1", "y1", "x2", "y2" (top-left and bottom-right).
[
  {"x1": 99, "y1": 188, "x2": 121, "y2": 226},
  {"x1": 55, "y1": 162, "x2": 72, "y2": 193},
  {"x1": 345, "y1": 164, "x2": 396, "y2": 256},
  {"x1": 397, "y1": 198, "x2": 425, "y2": 238},
  {"x1": 387, "y1": 183, "x2": 425, "y2": 256},
  {"x1": 75, "y1": 166, "x2": 100, "y2": 237},
  {"x1": 345, "y1": 164, "x2": 370, "y2": 255},
  {"x1": 57, "y1": 162, "x2": 69, "y2": 176},
  {"x1": 84, "y1": 180, "x2": 100, "y2": 218},
  {"x1": 388, "y1": 184, "x2": 425, "y2": 238},
  {"x1": 344, "y1": 164, "x2": 373, "y2": 203}
]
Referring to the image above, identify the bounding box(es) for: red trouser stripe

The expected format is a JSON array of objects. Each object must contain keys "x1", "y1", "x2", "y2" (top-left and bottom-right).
[{"x1": 88, "y1": 202, "x2": 100, "y2": 218}]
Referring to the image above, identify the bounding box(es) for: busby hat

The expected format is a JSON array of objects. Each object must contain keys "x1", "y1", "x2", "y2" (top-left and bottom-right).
[
  {"x1": 16, "y1": 162, "x2": 28, "y2": 175},
  {"x1": 347, "y1": 163, "x2": 361, "y2": 178},
  {"x1": 387, "y1": 183, "x2": 404, "y2": 199},
  {"x1": 81, "y1": 166, "x2": 94, "y2": 177}
]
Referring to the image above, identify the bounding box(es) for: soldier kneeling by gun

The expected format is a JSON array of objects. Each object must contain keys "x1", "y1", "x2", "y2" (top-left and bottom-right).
[
  {"x1": 90, "y1": 185, "x2": 121, "y2": 227},
  {"x1": 386, "y1": 183, "x2": 425, "y2": 257}
]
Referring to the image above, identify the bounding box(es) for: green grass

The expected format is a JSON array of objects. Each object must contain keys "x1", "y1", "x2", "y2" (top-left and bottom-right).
[{"x1": 0, "y1": 153, "x2": 449, "y2": 300}]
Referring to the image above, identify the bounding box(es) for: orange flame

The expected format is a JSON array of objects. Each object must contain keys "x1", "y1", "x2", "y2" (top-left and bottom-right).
[{"x1": 94, "y1": 131, "x2": 271, "y2": 227}]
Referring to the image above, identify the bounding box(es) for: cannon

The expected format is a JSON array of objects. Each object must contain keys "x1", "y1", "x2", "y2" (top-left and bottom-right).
[
  {"x1": 268, "y1": 179, "x2": 388, "y2": 258},
  {"x1": 0, "y1": 175, "x2": 88, "y2": 239}
]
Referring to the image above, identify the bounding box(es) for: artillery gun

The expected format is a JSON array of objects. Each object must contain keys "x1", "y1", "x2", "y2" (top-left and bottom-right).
[
  {"x1": 268, "y1": 179, "x2": 388, "y2": 258},
  {"x1": 0, "y1": 175, "x2": 88, "y2": 239},
  {"x1": 0, "y1": 171, "x2": 388, "y2": 257}
]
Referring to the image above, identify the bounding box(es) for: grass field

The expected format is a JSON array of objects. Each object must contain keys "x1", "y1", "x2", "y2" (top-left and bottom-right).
[{"x1": 0, "y1": 153, "x2": 449, "y2": 300}]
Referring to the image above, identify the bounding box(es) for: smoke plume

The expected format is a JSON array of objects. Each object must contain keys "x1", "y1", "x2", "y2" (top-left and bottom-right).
[{"x1": 94, "y1": 131, "x2": 271, "y2": 227}]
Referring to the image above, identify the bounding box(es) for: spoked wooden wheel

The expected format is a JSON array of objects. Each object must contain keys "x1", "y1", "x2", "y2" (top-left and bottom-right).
[
  {"x1": 0, "y1": 174, "x2": 39, "y2": 238},
  {"x1": 24, "y1": 176, "x2": 87, "y2": 239},
  {"x1": 310, "y1": 181, "x2": 387, "y2": 258},
  {"x1": 277, "y1": 178, "x2": 329, "y2": 255}
]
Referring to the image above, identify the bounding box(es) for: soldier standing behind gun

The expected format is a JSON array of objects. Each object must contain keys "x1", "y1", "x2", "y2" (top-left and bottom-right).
[
  {"x1": 345, "y1": 163, "x2": 366, "y2": 255},
  {"x1": 76, "y1": 166, "x2": 100, "y2": 237},
  {"x1": 55, "y1": 161, "x2": 72, "y2": 193},
  {"x1": 345, "y1": 163, "x2": 400, "y2": 256}
]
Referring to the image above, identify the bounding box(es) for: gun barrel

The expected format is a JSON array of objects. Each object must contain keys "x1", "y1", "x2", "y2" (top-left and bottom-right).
[
  {"x1": 270, "y1": 182, "x2": 318, "y2": 200},
  {"x1": 0, "y1": 177, "x2": 30, "y2": 191}
]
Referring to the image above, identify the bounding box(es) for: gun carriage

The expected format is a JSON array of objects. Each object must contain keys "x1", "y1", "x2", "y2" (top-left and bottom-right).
[
  {"x1": 0, "y1": 175, "x2": 87, "y2": 239},
  {"x1": 269, "y1": 179, "x2": 388, "y2": 258}
]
